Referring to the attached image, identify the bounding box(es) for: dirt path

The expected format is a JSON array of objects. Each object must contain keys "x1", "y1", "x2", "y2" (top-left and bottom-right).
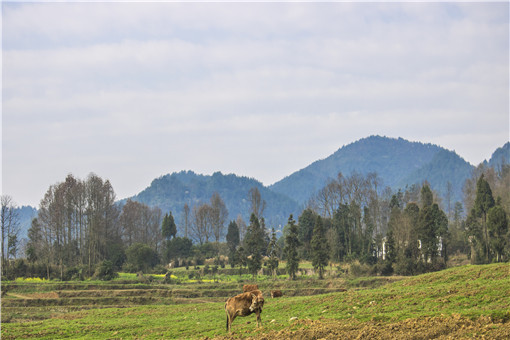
[{"x1": 6, "y1": 292, "x2": 59, "y2": 299}]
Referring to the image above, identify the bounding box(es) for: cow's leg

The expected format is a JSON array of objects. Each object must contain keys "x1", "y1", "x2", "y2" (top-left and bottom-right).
[
  {"x1": 256, "y1": 310, "x2": 262, "y2": 327},
  {"x1": 225, "y1": 309, "x2": 233, "y2": 332}
]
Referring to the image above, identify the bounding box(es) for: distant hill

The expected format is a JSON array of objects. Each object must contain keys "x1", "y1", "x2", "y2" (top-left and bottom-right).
[
  {"x1": 270, "y1": 136, "x2": 474, "y2": 205},
  {"x1": 486, "y1": 142, "x2": 510, "y2": 170},
  {"x1": 125, "y1": 171, "x2": 300, "y2": 232},
  {"x1": 397, "y1": 148, "x2": 473, "y2": 204},
  {"x1": 14, "y1": 205, "x2": 37, "y2": 240}
]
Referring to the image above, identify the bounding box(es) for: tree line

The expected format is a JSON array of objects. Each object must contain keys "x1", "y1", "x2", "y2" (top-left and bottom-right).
[{"x1": 1, "y1": 163, "x2": 509, "y2": 280}]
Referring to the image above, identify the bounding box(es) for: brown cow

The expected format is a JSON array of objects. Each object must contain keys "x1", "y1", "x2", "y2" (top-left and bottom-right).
[
  {"x1": 242, "y1": 284, "x2": 259, "y2": 292},
  {"x1": 225, "y1": 289, "x2": 264, "y2": 332},
  {"x1": 270, "y1": 290, "x2": 282, "y2": 298}
]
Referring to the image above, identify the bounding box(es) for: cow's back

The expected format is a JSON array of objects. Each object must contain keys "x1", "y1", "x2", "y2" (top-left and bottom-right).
[{"x1": 242, "y1": 284, "x2": 259, "y2": 292}]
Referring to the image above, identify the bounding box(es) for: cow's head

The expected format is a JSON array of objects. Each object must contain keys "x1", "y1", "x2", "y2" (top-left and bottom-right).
[{"x1": 249, "y1": 293, "x2": 264, "y2": 312}]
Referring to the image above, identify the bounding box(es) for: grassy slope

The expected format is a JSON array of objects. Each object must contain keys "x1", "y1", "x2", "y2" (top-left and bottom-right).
[{"x1": 2, "y1": 263, "x2": 509, "y2": 339}]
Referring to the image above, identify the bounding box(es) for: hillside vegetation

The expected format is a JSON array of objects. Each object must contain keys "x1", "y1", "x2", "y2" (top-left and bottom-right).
[
  {"x1": 2, "y1": 263, "x2": 509, "y2": 339},
  {"x1": 125, "y1": 170, "x2": 300, "y2": 227},
  {"x1": 270, "y1": 135, "x2": 474, "y2": 205}
]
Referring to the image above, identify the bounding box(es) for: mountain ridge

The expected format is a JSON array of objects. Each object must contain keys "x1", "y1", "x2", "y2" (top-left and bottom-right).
[
  {"x1": 269, "y1": 135, "x2": 470, "y2": 204},
  {"x1": 14, "y1": 136, "x2": 508, "y2": 241}
]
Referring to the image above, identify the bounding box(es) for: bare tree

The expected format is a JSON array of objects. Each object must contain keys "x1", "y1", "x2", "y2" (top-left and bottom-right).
[
  {"x1": 120, "y1": 199, "x2": 161, "y2": 250},
  {"x1": 191, "y1": 203, "x2": 213, "y2": 245},
  {"x1": 248, "y1": 187, "x2": 266, "y2": 219},
  {"x1": 182, "y1": 203, "x2": 190, "y2": 238},
  {"x1": 236, "y1": 214, "x2": 247, "y2": 242},
  {"x1": 210, "y1": 192, "x2": 228, "y2": 243},
  {"x1": 1, "y1": 195, "x2": 20, "y2": 274}
]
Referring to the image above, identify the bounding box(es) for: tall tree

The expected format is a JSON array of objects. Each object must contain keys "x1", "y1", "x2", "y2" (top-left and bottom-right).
[
  {"x1": 487, "y1": 204, "x2": 508, "y2": 262},
  {"x1": 420, "y1": 183, "x2": 433, "y2": 209},
  {"x1": 182, "y1": 203, "x2": 190, "y2": 239},
  {"x1": 267, "y1": 227, "x2": 279, "y2": 279},
  {"x1": 1, "y1": 195, "x2": 20, "y2": 275},
  {"x1": 244, "y1": 213, "x2": 266, "y2": 278},
  {"x1": 297, "y1": 208, "x2": 316, "y2": 259},
  {"x1": 311, "y1": 216, "x2": 329, "y2": 279},
  {"x1": 474, "y1": 174, "x2": 495, "y2": 262},
  {"x1": 284, "y1": 214, "x2": 300, "y2": 280},
  {"x1": 190, "y1": 203, "x2": 213, "y2": 245},
  {"x1": 236, "y1": 215, "x2": 247, "y2": 242},
  {"x1": 248, "y1": 187, "x2": 266, "y2": 220},
  {"x1": 162, "y1": 212, "x2": 177, "y2": 241},
  {"x1": 210, "y1": 193, "x2": 228, "y2": 243},
  {"x1": 226, "y1": 220, "x2": 240, "y2": 267}
]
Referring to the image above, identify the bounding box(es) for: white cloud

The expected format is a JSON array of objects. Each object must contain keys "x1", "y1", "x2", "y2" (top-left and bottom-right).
[{"x1": 3, "y1": 2, "x2": 508, "y2": 206}]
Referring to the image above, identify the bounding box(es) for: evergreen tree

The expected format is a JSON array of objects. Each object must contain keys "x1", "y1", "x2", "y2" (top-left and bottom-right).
[
  {"x1": 226, "y1": 220, "x2": 240, "y2": 268},
  {"x1": 487, "y1": 205, "x2": 508, "y2": 262},
  {"x1": 297, "y1": 209, "x2": 316, "y2": 260},
  {"x1": 164, "y1": 237, "x2": 192, "y2": 264},
  {"x1": 244, "y1": 214, "x2": 266, "y2": 278},
  {"x1": 332, "y1": 203, "x2": 350, "y2": 261},
  {"x1": 311, "y1": 216, "x2": 329, "y2": 279},
  {"x1": 284, "y1": 214, "x2": 300, "y2": 280},
  {"x1": 420, "y1": 183, "x2": 433, "y2": 208},
  {"x1": 474, "y1": 174, "x2": 495, "y2": 262},
  {"x1": 162, "y1": 212, "x2": 177, "y2": 241},
  {"x1": 266, "y1": 227, "x2": 279, "y2": 279}
]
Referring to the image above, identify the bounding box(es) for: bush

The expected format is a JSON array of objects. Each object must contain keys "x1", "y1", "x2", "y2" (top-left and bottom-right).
[
  {"x1": 63, "y1": 266, "x2": 85, "y2": 281},
  {"x1": 152, "y1": 264, "x2": 167, "y2": 275},
  {"x1": 349, "y1": 262, "x2": 372, "y2": 277},
  {"x1": 380, "y1": 261, "x2": 394, "y2": 276},
  {"x1": 94, "y1": 260, "x2": 118, "y2": 281},
  {"x1": 125, "y1": 243, "x2": 159, "y2": 272}
]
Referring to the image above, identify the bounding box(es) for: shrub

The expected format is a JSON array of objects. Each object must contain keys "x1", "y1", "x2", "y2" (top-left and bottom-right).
[
  {"x1": 349, "y1": 262, "x2": 372, "y2": 277},
  {"x1": 94, "y1": 260, "x2": 118, "y2": 281},
  {"x1": 64, "y1": 266, "x2": 85, "y2": 281},
  {"x1": 125, "y1": 243, "x2": 159, "y2": 272}
]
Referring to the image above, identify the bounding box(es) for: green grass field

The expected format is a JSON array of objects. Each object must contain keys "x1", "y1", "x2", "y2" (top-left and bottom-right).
[{"x1": 2, "y1": 263, "x2": 509, "y2": 339}]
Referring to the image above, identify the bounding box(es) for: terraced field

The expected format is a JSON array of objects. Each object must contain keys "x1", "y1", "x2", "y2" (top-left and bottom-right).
[
  {"x1": 1, "y1": 264, "x2": 509, "y2": 339},
  {"x1": 1, "y1": 278, "x2": 356, "y2": 324}
]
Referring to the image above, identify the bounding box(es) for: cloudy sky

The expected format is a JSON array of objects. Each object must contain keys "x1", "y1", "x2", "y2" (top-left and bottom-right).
[{"x1": 3, "y1": 2, "x2": 509, "y2": 207}]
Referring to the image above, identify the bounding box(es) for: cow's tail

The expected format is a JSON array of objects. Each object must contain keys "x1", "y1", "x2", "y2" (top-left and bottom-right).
[{"x1": 226, "y1": 315, "x2": 228, "y2": 331}]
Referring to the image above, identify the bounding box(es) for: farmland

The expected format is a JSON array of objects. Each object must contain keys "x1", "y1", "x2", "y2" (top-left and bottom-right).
[{"x1": 2, "y1": 263, "x2": 509, "y2": 339}]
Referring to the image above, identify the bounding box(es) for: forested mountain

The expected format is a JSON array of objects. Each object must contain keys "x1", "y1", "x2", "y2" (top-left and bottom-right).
[
  {"x1": 14, "y1": 205, "x2": 37, "y2": 240},
  {"x1": 14, "y1": 137, "x2": 506, "y2": 242},
  {"x1": 486, "y1": 142, "x2": 509, "y2": 170},
  {"x1": 125, "y1": 171, "x2": 300, "y2": 230},
  {"x1": 270, "y1": 136, "x2": 474, "y2": 205}
]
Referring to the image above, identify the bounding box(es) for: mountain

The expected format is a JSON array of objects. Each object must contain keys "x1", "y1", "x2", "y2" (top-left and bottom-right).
[
  {"x1": 398, "y1": 148, "x2": 473, "y2": 203},
  {"x1": 125, "y1": 171, "x2": 300, "y2": 230},
  {"x1": 486, "y1": 142, "x2": 510, "y2": 170},
  {"x1": 270, "y1": 136, "x2": 474, "y2": 205},
  {"x1": 14, "y1": 205, "x2": 38, "y2": 240}
]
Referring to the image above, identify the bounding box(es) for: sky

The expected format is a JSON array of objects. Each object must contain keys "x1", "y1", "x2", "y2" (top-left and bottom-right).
[{"x1": 2, "y1": 1, "x2": 509, "y2": 208}]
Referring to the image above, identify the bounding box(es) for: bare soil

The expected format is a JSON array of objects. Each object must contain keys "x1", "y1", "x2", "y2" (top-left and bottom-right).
[{"x1": 215, "y1": 315, "x2": 510, "y2": 339}]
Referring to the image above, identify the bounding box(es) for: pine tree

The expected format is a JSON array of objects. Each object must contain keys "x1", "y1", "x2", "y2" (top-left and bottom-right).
[
  {"x1": 487, "y1": 205, "x2": 508, "y2": 262},
  {"x1": 297, "y1": 209, "x2": 316, "y2": 260},
  {"x1": 311, "y1": 216, "x2": 329, "y2": 279},
  {"x1": 244, "y1": 213, "x2": 266, "y2": 278},
  {"x1": 284, "y1": 214, "x2": 300, "y2": 280},
  {"x1": 162, "y1": 212, "x2": 177, "y2": 241},
  {"x1": 226, "y1": 220, "x2": 240, "y2": 268},
  {"x1": 420, "y1": 183, "x2": 433, "y2": 208},
  {"x1": 474, "y1": 174, "x2": 495, "y2": 262}
]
